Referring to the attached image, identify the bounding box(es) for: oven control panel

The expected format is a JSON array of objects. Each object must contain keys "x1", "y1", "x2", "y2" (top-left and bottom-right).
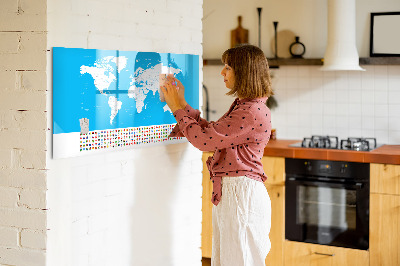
[
  {"x1": 318, "y1": 162, "x2": 332, "y2": 173},
  {"x1": 286, "y1": 158, "x2": 369, "y2": 180}
]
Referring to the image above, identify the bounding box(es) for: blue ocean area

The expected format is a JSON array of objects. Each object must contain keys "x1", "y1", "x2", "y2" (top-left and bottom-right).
[{"x1": 53, "y1": 47, "x2": 199, "y2": 134}]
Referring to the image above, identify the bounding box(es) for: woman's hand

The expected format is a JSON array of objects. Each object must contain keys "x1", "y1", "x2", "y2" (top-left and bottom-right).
[
  {"x1": 160, "y1": 76, "x2": 185, "y2": 113},
  {"x1": 167, "y1": 75, "x2": 187, "y2": 108},
  {"x1": 174, "y1": 76, "x2": 187, "y2": 108}
]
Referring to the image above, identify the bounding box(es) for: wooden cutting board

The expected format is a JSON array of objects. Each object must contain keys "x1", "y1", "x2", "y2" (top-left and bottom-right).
[{"x1": 231, "y1": 16, "x2": 249, "y2": 48}]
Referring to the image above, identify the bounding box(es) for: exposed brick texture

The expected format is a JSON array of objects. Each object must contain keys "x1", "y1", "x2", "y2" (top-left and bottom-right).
[{"x1": 0, "y1": 0, "x2": 48, "y2": 264}]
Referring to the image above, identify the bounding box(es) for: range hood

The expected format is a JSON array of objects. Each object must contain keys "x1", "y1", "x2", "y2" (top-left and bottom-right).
[{"x1": 320, "y1": 0, "x2": 365, "y2": 71}]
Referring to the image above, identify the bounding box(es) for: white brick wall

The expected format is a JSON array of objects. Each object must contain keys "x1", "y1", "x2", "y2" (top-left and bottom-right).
[
  {"x1": 2, "y1": 0, "x2": 203, "y2": 264},
  {"x1": 0, "y1": 187, "x2": 19, "y2": 208},
  {"x1": 0, "y1": 227, "x2": 19, "y2": 247},
  {"x1": 0, "y1": 169, "x2": 47, "y2": 189},
  {"x1": 0, "y1": 247, "x2": 46, "y2": 266},
  {"x1": 46, "y1": 1, "x2": 203, "y2": 266},
  {"x1": 0, "y1": 0, "x2": 48, "y2": 265},
  {"x1": 21, "y1": 229, "x2": 47, "y2": 250}
]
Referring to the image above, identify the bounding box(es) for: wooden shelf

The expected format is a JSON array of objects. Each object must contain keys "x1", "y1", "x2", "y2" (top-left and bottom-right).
[
  {"x1": 268, "y1": 58, "x2": 322, "y2": 67},
  {"x1": 202, "y1": 59, "x2": 223, "y2": 66},
  {"x1": 359, "y1": 57, "x2": 400, "y2": 65},
  {"x1": 203, "y1": 58, "x2": 323, "y2": 67},
  {"x1": 203, "y1": 57, "x2": 400, "y2": 67}
]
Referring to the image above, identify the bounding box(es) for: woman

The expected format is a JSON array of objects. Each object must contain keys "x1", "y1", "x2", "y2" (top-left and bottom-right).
[{"x1": 161, "y1": 44, "x2": 273, "y2": 266}]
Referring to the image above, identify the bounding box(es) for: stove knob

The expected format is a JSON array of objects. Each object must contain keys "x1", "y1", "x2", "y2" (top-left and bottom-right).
[
  {"x1": 340, "y1": 164, "x2": 347, "y2": 174},
  {"x1": 305, "y1": 162, "x2": 312, "y2": 171}
]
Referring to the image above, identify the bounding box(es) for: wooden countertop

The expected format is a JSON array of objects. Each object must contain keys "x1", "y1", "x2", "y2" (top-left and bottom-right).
[{"x1": 263, "y1": 139, "x2": 400, "y2": 165}]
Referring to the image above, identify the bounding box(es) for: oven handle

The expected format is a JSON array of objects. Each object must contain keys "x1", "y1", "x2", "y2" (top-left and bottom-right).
[{"x1": 286, "y1": 177, "x2": 364, "y2": 189}]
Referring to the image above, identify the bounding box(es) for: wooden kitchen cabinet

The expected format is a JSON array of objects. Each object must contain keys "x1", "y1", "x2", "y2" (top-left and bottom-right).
[
  {"x1": 261, "y1": 156, "x2": 285, "y2": 186},
  {"x1": 370, "y1": 163, "x2": 400, "y2": 266},
  {"x1": 262, "y1": 156, "x2": 285, "y2": 266},
  {"x1": 370, "y1": 193, "x2": 400, "y2": 266},
  {"x1": 284, "y1": 241, "x2": 369, "y2": 266},
  {"x1": 202, "y1": 152, "x2": 213, "y2": 258},
  {"x1": 201, "y1": 154, "x2": 286, "y2": 265},
  {"x1": 264, "y1": 184, "x2": 285, "y2": 266},
  {"x1": 370, "y1": 163, "x2": 400, "y2": 195}
]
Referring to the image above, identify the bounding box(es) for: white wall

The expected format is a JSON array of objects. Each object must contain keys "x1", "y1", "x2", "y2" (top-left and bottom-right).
[
  {"x1": 203, "y1": 0, "x2": 326, "y2": 59},
  {"x1": 203, "y1": 0, "x2": 400, "y2": 58},
  {"x1": 271, "y1": 65, "x2": 400, "y2": 144},
  {"x1": 204, "y1": 64, "x2": 400, "y2": 145},
  {"x1": 0, "y1": 0, "x2": 48, "y2": 265},
  {"x1": 203, "y1": 0, "x2": 400, "y2": 145},
  {"x1": 46, "y1": 0, "x2": 203, "y2": 266}
]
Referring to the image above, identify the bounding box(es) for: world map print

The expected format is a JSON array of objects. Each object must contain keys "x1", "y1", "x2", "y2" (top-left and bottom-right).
[{"x1": 52, "y1": 47, "x2": 199, "y2": 158}]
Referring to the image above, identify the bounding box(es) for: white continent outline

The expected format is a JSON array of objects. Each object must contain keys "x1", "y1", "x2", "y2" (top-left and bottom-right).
[
  {"x1": 128, "y1": 63, "x2": 181, "y2": 113},
  {"x1": 81, "y1": 56, "x2": 128, "y2": 124},
  {"x1": 81, "y1": 57, "x2": 181, "y2": 124},
  {"x1": 108, "y1": 96, "x2": 122, "y2": 125}
]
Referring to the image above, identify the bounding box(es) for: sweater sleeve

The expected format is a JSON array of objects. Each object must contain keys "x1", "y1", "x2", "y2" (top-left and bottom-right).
[
  {"x1": 172, "y1": 106, "x2": 256, "y2": 152},
  {"x1": 169, "y1": 104, "x2": 210, "y2": 138}
]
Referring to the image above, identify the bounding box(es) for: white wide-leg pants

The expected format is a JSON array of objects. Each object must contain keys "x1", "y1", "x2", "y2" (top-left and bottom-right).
[{"x1": 211, "y1": 176, "x2": 271, "y2": 266}]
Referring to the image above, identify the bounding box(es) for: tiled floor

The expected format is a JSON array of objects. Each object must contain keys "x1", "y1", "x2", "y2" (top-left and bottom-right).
[{"x1": 202, "y1": 257, "x2": 211, "y2": 266}]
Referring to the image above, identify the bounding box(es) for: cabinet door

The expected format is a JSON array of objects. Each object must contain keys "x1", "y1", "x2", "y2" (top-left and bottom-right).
[
  {"x1": 202, "y1": 152, "x2": 213, "y2": 258},
  {"x1": 264, "y1": 184, "x2": 284, "y2": 266},
  {"x1": 370, "y1": 163, "x2": 400, "y2": 195},
  {"x1": 370, "y1": 193, "x2": 400, "y2": 266},
  {"x1": 261, "y1": 156, "x2": 285, "y2": 185},
  {"x1": 284, "y1": 241, "x2": 369, "y2": 266}
]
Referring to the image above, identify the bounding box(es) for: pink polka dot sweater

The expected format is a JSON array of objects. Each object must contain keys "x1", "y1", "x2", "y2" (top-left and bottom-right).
[{"x1": 169, "y1": 97, "x2": 272, "y2": 206}]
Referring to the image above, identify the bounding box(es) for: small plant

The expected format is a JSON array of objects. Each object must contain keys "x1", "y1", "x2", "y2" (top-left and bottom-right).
[{"x1": 266, "y1": 95, "x2": 278, "y2": 110}]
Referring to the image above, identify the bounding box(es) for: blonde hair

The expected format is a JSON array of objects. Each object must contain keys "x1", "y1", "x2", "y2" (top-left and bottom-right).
[{"x1": 221, "y1": 44, "x2": 273, "y2": 99}]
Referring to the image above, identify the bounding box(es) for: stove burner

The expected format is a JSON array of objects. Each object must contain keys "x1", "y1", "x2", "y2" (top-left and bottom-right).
[
  {"x1": 340, "y1": 137, "x2": 377, "y2": 151},
  {"x1": 295, "y1": 136, "x2": 378, "y2": 151},
  {"x1": 301, "y1": 135, "x2": 339, "y2": 149}
]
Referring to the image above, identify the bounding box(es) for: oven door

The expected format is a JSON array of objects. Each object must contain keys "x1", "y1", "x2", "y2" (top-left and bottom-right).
[{"x1": 285, "y1": 177, "x2": 369, "y2": 250}]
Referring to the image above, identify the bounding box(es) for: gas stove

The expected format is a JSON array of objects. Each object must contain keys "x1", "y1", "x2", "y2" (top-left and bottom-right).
[{"x1": 289, "y1": 135, "x2": 381, "y2": 151}]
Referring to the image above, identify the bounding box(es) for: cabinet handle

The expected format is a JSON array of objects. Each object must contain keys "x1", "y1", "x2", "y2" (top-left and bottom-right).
[{"x1": 314, "y1": 252, "x2": 335, "y2": 257}]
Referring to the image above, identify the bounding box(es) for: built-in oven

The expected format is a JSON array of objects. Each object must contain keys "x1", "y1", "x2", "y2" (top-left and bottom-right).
[{"x1": 285, "y1": 158, "x2": 370, "y2": 250}]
